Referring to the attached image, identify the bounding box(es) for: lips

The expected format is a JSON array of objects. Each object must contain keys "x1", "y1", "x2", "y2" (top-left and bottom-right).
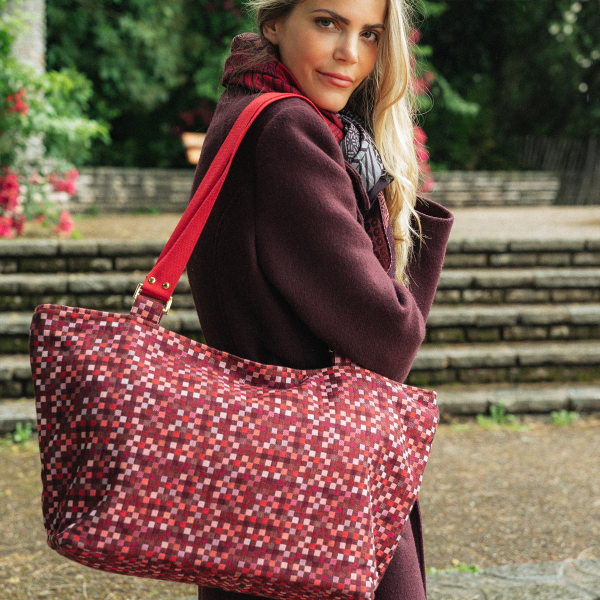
[{"x1": 318, "y1": 71, "x2": 354, "y2": 88}]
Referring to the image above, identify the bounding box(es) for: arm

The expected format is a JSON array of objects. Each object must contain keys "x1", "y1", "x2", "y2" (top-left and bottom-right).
[{"x1": 253, "y1": 99, "x2": 453, "y2": 383}]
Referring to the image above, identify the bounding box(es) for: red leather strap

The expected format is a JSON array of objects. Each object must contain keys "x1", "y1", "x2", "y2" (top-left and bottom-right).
[{"x1": 138, "y1": 92, "x2": 326, "y2": 304}]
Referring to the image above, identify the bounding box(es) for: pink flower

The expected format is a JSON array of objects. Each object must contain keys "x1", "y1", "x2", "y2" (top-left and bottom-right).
[
  {"x1": 28, "y1": 171, "x2": 43, "y2": 185},
  {"x1": 6, "y1": 88, "x2": 29, "y2": 116},
  {"x1": 0, "y1": 216, "x2": 16, "y2": 238},
  {"x1": 0, "y1": 168, "x2": 20, "y2": 211},
  {"x1": 49, "y1": 170, "x2": 78, "y2": 196},
  {"x1": 53, "y1": 210, "x2": 75, "y2": 236},
  {"x1": 410, "y1": 29, "x2": 422, "y2": 44},
  {"x1": 416, "y1": 147, "x2": 429, "y2": 163},
  {"x1": 415, "y1": 78, "x2": 432, "y2": 95},
  {"x1": 419, "y1": 177, "x2": 435, "y2": 194},
  {"x1": 413, "y1": 126, "x2": 427, "y2": 145}
]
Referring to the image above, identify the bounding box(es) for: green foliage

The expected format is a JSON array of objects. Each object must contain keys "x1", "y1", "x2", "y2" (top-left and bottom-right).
[
  {"x1": 476, "y1": 402, "x2": 528, "y2": 430},
  {"x1": 46, "y1": 0, "x2": 251, "y2": 167},
  {"x1": 551, "y1": 409, "x2": 579, "y2": 426},
  {"x1": 420, "y1": 0, "x2": 600, "y2": 170},
  {"x1": 0, "y1": 422, "x2": 34, "y2": 446},
  {"x1": 427, "y1": 560, "x2": 479, "y2": 575},
  {"x1": 0, "y1": 4, "x2": 107, "y2": 236}
]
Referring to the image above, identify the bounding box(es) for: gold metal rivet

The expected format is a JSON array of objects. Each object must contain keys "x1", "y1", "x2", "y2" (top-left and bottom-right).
[
  {"x1": 149, "y1": 277, "x2": 156, "y2": 284},
  {"x1": 163, "y1": 282, "x2": 170, "y2": 290}
]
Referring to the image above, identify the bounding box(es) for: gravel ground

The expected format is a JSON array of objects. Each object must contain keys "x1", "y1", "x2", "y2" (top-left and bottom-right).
[{"x1": 1, "y1": 418, "x2": 599, "y2": 599}]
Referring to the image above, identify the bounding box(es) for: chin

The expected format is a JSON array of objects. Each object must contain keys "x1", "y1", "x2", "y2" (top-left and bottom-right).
[{"x1": 308, "y1": 91, "x2": 350, "y2": 113}]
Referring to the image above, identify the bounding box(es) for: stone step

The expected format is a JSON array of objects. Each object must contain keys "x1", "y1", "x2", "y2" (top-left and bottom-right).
[
  {"x1": 3, "y1": 383, "x2": 598, "y2": 434},
  {"x1": 2, "y1": 238, "x2": 600, "y2": 274},
  {"x1": 3, "y1": 342, "x2": 600, "y2": 399},
  {"x1": 409, "y1": 340, "x2": 600, "y2": 387},
  {"x1": 435, "y1": 383, "x2": 600, "y2": 416},
  {"x1": 0, "y1": 239, "x2": 164, "y2": 274},
  {"x1": 435, "y1": 267, "x2": 600, "y2": 304},
  {"x1": 444, "y1": 237, "x2": 600, "y2": 268},
  {"x1": 427, "y1": 559, "x2": 600, "y2": 600},
  {"x1": 0, "y1": 272, "x2": 194, "y2": 312},
  {"x1": 425, "y1": 303, "x2": 600, "y2": 343},
  {"x1": 4, "y1": 304, "x2": 599, "y2": 354}
]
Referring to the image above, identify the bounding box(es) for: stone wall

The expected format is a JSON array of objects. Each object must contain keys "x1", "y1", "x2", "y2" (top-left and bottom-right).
[
  {"x1": 427, "y1": 171, "x2": 561, "y2": 207},
  {"x1": 73, "y1": 168, "x2": 195, "y2": 214},
  {"x1": 70, "y1": 168, "x2": 562, "y2": 213}
]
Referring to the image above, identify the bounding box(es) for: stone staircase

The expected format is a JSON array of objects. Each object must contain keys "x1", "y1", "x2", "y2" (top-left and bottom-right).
[{"x1": 1, "y1": 237, "x2": 600, "y2": 431}]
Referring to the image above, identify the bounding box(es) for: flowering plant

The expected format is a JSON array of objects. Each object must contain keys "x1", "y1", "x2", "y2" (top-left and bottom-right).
[
  {"x1": 0, "y1": 2, "x2": 108, "y2": 238},
  {"x1": 411, "y1": 28, "x2": 435, "y2": 194}
]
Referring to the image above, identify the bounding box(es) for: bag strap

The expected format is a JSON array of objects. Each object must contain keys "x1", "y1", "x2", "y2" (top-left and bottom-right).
[{"x1": 134, "y1": 92, "x2": 327, "y2": 309}]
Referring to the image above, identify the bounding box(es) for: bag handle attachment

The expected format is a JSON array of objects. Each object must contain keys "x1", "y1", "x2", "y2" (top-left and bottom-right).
[{"x1": 133, "y1": 92, "x2": 327, "y2": 311}]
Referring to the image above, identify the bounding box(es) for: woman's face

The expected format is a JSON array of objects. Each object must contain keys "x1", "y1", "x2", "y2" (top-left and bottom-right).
[{"x1": 263, "y1": 0, "x2": 387, "y2": 112}]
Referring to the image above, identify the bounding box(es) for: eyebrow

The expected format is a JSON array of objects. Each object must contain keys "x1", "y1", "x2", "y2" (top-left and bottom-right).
[{"x1": 309, "y1": 9, "x2": 385, "y2": 30}]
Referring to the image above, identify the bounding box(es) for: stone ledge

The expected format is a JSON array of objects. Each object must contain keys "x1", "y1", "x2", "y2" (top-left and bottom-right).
[
  {"x1": 446, "y1": 239, "x2": 600, "y2": 254},
  {"x1": 414, "y1": 341, "x2": 600, "y2": 370},
  {"x1": 436, "y1": 384, "x2": 600, "y2": 415},
  {"x1": 428, "y1": 559, "x2": 600, "y2": 600},
  {"x1": 0, "y1": 273, "x2": 190, "y2": 294},
  {"x1": 0, "y1": 400, "x2": 36, "y2": 434},
  {"x1": 437, "y1": 268, "x2": 600, "y2": 290}
]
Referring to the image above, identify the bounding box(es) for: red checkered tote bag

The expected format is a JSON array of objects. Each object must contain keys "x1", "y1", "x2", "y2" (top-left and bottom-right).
[{"x1": 29, "y1": 93, "x2": 439, "y2": 600}]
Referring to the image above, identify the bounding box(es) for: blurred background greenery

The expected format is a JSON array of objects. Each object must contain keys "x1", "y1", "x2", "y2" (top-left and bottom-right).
[{"x1": 42, "y1": 0, "x2": 600, "y2": 170}]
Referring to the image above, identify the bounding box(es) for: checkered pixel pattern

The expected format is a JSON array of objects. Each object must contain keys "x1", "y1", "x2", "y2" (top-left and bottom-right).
[{"x1": 30, "y1": 296, "x2": 438, "y2": 600}]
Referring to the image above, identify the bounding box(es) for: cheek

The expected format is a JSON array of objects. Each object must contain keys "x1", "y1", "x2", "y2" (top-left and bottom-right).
[{"x1": 361, "y1": 46, "x2": 379, "y2": 77}]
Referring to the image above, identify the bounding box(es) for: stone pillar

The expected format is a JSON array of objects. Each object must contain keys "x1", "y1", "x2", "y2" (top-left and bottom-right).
[{"x1": 7, "y1": 0, "x2": 46, "y2": 74}]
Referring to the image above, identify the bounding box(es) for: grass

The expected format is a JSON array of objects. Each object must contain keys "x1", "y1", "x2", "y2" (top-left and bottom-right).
[
  {"x1": 0, "y1": 423, "x2": 34, "y2": 447},
  {"x1": 551, "y1": 409, "x2": 579, "y2": 426},
  {"x1": 427, "y1": 559, "x2": 479, "y2": 575},
  {"x1": 476, "y1": 402, "x2": 530, "y2": 431}
]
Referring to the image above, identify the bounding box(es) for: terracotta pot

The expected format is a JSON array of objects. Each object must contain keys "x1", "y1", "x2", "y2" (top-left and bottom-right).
[{"x1": 181, "y1": 132, "x2": 206, "y2": 164}]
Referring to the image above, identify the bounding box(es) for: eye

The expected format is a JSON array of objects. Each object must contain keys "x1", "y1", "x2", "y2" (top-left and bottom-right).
[
  {"x1": 315, "y1": 17, "x2": 337, "y2": 29},
  {"x1": 362, "y1": 30, "x2": 380, "y2": 43}
]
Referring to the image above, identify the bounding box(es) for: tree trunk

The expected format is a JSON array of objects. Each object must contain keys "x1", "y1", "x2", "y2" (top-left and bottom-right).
[{"x1": 7, "y1": 0, "x2": 46, "y2": 74}]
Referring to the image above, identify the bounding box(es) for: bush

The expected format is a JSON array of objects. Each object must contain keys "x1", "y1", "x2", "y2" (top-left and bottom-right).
[{"x1": 0, "y1": 0, "x2": 108, "y2": 237}]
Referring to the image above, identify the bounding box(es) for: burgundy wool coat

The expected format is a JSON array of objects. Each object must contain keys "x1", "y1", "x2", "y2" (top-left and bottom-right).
[{"x1": 187, "y1": 89, "x2": 454, "y2": 600}]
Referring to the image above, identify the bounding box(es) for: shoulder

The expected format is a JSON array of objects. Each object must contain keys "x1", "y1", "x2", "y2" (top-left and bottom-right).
[{"x1": 214, "y1": 89, "x2": 344, "y2": 161}]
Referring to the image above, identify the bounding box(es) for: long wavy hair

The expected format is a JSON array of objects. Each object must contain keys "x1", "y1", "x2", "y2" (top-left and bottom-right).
[{"x1": 245, "y1": 0, "x2": 420, "y2": 284}]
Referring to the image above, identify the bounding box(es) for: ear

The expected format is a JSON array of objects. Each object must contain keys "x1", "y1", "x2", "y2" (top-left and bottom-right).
[{"x1": 262, "y1": 18, "x2": 282, "y2": 45}]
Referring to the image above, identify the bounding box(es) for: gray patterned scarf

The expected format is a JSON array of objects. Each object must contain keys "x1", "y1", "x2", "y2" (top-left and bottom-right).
[{"x1": 339, "y1": 111, "x2": 393, "y2": 207}]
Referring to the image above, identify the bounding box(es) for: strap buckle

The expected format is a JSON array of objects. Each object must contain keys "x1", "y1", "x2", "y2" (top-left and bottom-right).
[{"x1": 133, "y1": 283, "x2": 173, "y2": 314}]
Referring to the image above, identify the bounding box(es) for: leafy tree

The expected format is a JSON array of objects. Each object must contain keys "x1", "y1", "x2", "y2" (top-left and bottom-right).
[
  {"x1": 46, "y1": 0, "x2": 251, "y2": 167},
  {"x1": 420, "y1": 0, "x2": 600, "y2": 170}
]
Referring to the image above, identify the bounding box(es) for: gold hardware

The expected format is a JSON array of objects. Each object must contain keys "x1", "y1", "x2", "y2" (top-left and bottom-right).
[
  {"x1": 133, "y1": 283, "x2": 172, "y2": 314},
  {"x1": 163, "y1": 282, "x2": 170, "y2": 290},
  {"x1": 133, "y1": 283, "x2": 143, "y2": 300},
  {"x1": 149, "y1": 277, "x2": 156, "y2": 284}
]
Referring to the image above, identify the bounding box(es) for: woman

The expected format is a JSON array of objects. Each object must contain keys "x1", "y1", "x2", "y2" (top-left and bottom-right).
[{"x1": 187, "y1": 0, "x2": 453, "y2": 597}]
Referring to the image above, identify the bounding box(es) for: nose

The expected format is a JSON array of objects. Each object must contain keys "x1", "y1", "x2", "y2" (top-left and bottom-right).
[{"x1": 333, "y1": 33, "x2": 359, "y2": 64}]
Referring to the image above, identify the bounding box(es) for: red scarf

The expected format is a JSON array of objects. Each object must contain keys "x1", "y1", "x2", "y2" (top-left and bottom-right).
[{"x1": 222, "y1": 33, "x2": 345, "y2": 143}]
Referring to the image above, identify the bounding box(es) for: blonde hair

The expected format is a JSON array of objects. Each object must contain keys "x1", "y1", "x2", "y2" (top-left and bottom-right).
[{"x1": 247, "y1": 0, "x2": 420, "y2": 284}]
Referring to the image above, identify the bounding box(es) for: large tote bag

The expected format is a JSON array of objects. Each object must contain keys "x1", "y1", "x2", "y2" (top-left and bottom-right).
[{"x1": 29, "y1": 93, "x2": 438, "y2": 600}]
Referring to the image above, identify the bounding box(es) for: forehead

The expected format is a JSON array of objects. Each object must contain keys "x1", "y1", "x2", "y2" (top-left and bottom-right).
[{"x1": 293, "y1": 0, "x2": 388, "y2": 25}]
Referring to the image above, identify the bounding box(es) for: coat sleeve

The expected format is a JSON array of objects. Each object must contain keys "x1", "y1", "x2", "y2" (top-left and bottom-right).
[{"x1": 253, "y1": 99, "x2": 453, "y2": 383}]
